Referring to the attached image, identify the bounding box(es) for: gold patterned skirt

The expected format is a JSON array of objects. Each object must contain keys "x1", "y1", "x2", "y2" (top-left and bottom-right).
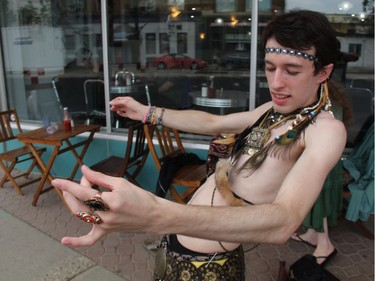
[{"x1": 154, "y1": 235, "x2": 245, "y2": 281}]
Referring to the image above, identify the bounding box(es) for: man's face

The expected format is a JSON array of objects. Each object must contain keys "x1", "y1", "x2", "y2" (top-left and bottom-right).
[{"x1": 264, "y1": 38, "x2": 326, "y2": 114}]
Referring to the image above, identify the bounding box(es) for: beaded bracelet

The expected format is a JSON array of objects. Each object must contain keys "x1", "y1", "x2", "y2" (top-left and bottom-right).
[
  {"x1": 157, "y1": 107, "x2": 165, "y2": 131},
  {"x1": 146, "y1": 106, "x2": 156, "y2": 124},
  {"x1": 151, "y1": 106, "x2": 158, "y2": 125},
  {"x1": 142, "y1": 105, "x2": 151, "y2": 124}
]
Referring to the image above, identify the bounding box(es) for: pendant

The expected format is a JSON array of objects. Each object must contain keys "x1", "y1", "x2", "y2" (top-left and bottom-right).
[
  {"x1": 243, "y1": 127, "x2": 271, "y2": 156},
  {"x1": 246, "y1": 147, "x2": 259, "y2": 157}
]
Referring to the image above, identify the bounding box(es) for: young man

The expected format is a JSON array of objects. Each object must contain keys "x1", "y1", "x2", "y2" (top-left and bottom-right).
[{"x1": 52, "y1": 10, "x2": 346, "y2": 281}]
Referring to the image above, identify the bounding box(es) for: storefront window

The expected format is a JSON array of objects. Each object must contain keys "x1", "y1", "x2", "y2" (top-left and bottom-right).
[
  {"x1": 0, "y1": 0, "x2": 373, "y2": 139},
  {"x1": 1, "y1": 0, "x2": 104, "y2": 127}
]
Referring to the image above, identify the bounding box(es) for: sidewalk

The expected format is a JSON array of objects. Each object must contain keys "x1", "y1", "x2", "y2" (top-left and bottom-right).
[
  {"x1": 0, "y1": 209, "x2": 128, "y2": 281},
  {"x1": 0, "y1": 173, "x2": 373, "y2": 281}
]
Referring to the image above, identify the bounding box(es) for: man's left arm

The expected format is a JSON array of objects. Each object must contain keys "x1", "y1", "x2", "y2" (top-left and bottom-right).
[
  {"x1": 152, "y1": 117, "x2": 348, "y2": 244},
  {"x1": 266, "y1": 117, "x2": 347, "y2": 241}
]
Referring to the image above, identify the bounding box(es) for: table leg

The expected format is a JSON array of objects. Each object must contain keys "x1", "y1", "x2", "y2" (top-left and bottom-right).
[
  {"x1": 65, "y1": 131, "x2": 95, "y2": 180},
  {"x1": 28, "y1": 145, "x2": 68, "y2": 210}
]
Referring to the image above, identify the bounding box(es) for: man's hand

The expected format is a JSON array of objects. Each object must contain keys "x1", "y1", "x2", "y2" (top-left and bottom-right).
[
  {"x1": 109, "y1": 96, "x2": 147, "y2": 121},
  {"x1": 52, "y1": 165, "x2": 158, "y2": 247}
]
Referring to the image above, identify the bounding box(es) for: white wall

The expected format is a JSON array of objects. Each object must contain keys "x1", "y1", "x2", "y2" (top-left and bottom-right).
[
  {"x1": 339, "y1": 36, "x2": 374, "y2": 71},
  {"x1": 1, "y1": 26, "x2": 65, "y2": 73}
]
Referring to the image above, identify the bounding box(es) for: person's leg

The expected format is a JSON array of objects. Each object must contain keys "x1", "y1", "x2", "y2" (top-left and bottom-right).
[
  {"x1": 291, "y1": 217, "x2": 336, "y2": 266},
  {"x1": 291, "y1": 228, "x2": 318, "y2": 247},
  {"x1": 313, "y1": 217, "x2": 337, "y2": 266}
]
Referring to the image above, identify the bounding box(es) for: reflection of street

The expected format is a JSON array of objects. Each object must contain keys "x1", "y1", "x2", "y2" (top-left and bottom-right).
[{"x1": 137, "y1": 67, "x2": 251, "y2": 109}]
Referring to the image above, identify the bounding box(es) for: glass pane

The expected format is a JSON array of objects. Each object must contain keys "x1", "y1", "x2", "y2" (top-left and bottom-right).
[
  {"x1": 107, "y1": 0, "x2": 252, "y2": 131},
  {"x1": 2, "y1": 0, "x2": 372, "y2": 141},
  {"x1": 1, "y1": 0, "x2": 105, "y2": 127}
]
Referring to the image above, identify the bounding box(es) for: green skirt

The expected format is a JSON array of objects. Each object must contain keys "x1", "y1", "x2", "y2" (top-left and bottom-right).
[{"x1": 302, "y1": 161, "x2": 343, "y2": 232}]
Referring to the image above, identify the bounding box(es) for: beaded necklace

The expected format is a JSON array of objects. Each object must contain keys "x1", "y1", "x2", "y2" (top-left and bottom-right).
[{"x1": 231, "y1": 82, "x2": 332, "y2": 173}]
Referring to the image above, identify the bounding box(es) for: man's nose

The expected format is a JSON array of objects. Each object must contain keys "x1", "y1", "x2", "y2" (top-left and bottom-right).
[{"x1": 270, "y1": 69, "x2": 285, "y2": 89}]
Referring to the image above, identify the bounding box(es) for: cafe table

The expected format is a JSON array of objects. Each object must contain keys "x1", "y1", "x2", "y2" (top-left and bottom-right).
[
  {"x1": 17, "y1": 123, "x2": 100, "y2": 209},
  {"x1": 189, "y1": 90, "x2": 249, "y2": 115}
]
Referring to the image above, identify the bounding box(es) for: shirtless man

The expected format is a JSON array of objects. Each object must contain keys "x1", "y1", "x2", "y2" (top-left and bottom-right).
[{"x1": 52, "y1": 10, "x2": 346, "y2": 281}]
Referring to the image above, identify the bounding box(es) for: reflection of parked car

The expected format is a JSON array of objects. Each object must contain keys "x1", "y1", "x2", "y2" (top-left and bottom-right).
[
  {"x1": 220, "y1": 51, "x2": 250, "y2": 70},
  {"x1": 152, "y1": 54, "x2": 208, "y2": 70}
]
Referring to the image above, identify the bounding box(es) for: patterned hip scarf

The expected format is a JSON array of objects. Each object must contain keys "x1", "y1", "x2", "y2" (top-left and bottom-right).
[{"x1": 154, "y1": 234, "x2": 245, "y2": 281}]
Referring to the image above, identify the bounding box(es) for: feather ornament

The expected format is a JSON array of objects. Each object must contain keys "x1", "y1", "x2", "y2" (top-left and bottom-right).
[{"x1": 231, "y1": 81, "x2": 331, "y2": 175}]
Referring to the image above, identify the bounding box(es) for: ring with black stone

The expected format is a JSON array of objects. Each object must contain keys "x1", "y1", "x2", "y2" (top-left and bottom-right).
[{"x1": 83, "y1": 193, "x2": 109, "y2": 211}]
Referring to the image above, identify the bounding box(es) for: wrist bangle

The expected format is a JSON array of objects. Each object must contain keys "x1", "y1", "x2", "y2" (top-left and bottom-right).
[
  {"x1": 157, "y1": 107, "x2": 165, "y2": 131},
  {"x1": 142, "y1": 105, "x2": 151, "y2": 124}
]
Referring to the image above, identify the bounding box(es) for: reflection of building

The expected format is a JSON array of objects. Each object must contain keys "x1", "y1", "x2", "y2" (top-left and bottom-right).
[
  {"x1": 1, "y1": 26, "x2": 64, "y2": 73},
  {"x1": 131, "y1": 10, "x2": 373, "y2": 71},
  {"x1": 140, "y1": 21, "x2": 197, "y2": 64}
]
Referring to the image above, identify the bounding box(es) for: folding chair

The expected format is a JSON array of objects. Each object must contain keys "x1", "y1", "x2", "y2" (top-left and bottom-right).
[
  {"x1": 143, "y1": 124, "x2": 207, "y2": 204},
  {"x1": 90, "y1": 122, "x2": 149, "y2": 185},
  {"x1": 0, "y1": 109, "x2": 46, "y2": 195}
]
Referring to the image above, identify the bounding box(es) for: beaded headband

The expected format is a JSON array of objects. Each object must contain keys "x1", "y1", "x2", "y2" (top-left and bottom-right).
[{"x1": 265, "y1": 47, "x2": 319, "y2": 63}]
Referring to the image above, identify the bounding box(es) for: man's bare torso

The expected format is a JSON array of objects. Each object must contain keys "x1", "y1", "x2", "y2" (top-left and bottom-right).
[{"x1": 177, "y1": 111, "x2": 332, "y2": 253}]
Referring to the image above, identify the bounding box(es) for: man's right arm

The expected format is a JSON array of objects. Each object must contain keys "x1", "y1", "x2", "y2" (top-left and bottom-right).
[{"x1": 109, "y1": 96, "x2": 270, "y2": 136}]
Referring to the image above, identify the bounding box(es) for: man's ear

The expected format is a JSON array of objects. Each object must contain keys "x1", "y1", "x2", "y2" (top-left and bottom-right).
[{"x1": 318, "y1": 63, "x2": 334, "y2": 83}]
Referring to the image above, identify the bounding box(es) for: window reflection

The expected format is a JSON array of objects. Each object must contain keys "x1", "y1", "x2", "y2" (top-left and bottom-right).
[{"x1": 0, "y1": 0, "x2": 373, "y2": 134}]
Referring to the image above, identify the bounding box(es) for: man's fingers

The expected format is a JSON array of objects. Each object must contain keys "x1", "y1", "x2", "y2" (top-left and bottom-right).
[
  {"x1": 61, "y1": 227, "x2": 106, "y2": 247},
  {"x1": 80, "y1": 174, "x2": 92, "y2": 188},
  {"x1": 52, "y1": 178, "x2": 96, "y2": 201},
  {"x1": 62, "y1": 191, "x2": 90, "y2": 212},
  {"x1": 52, "y1": 166, "x2": 119, "y2": 201},
  {"x1": 81, "y1": 165, "x2": 117, "y2": 191},
  {"x1": 60, "y1": 192, "x2": 109, "y2": 247}
]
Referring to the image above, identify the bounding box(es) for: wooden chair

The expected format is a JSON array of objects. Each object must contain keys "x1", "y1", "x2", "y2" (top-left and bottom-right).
[
  {"x1": 143, "y1": 124, "x2": 207, "y2": 204},
  {"x1": 90, "y1": 122, "x2": 149, "y2": 185},
  {"x1": 0, "y1": 109, "x2": 46, "y2": 195}
]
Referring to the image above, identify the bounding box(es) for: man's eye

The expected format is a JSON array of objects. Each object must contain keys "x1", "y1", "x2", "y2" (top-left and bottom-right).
[
  {"x1": 265, "y1": 67, "x2": 275, "y2": 72},
  {"x1": 286, "y1": 70, "x2": 299, "y2": 75}
]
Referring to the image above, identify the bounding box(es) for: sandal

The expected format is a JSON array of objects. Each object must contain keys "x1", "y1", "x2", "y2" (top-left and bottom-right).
[
  {"x1": 316, "y1": 249, "x2": 337, "y2": 267},
  {"x1": 290, "y1": 233, "x2": 317, "y2": 248}
]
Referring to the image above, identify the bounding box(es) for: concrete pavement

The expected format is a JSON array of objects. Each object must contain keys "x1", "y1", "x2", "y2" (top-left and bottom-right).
[{"x1": 0, "y1": 209, "x2": 128, "y2": 281}]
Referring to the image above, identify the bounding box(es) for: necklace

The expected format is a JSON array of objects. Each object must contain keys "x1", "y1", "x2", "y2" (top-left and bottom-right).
[
  {"x1": 242, "y1": 108, "x2": 299, "y2": 156},
  {"x1": 242, "y1": 82, "x2": 332, "y2": 157}
]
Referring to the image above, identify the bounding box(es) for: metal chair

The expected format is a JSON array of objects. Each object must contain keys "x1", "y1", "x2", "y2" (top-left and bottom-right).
[
  {"x1": 90, "y1": 122, "x2": 149, "y2": 185},
  {"x1": 83, "y1": 79, "x2": 106, "y2": 125},
  {"x1": 143, "y1": 124, "x2": 207, "y2": 204},
  {"x1": 0, "y1": 109, "x2": 46, "y2": 195},
  {"x1": 51, "y1": 76, "x2": 88, "y2": 123},
  {"x1": 51, "y1": 77, "x2": 106, "y2": 125}
]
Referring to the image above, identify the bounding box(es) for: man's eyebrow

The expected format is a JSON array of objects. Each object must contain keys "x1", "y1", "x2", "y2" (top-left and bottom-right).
[{"x1": 264, "y1": 59, "x2": 304, "y2": 68}]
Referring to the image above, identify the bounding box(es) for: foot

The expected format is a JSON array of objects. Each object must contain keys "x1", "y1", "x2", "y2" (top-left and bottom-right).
[
  {"x1": 290, "y1": 233, "x2": 317, "y2": 248},
  {"x1": 315, "y1": 248, "x2": 337, "y2": 267}
]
